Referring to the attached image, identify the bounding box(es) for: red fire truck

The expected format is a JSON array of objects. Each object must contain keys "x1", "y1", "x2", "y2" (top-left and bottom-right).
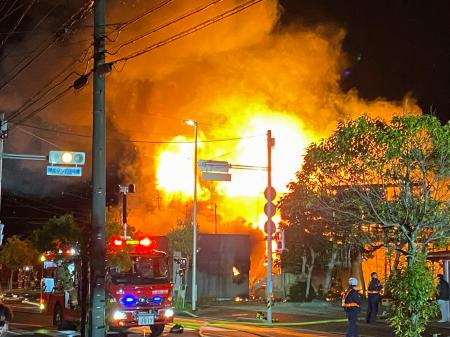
[{"x1": 41, "y1": 237, "x2": 174, "y2": 337}]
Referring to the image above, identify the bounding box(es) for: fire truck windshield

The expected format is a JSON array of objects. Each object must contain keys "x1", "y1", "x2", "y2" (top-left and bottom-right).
[{"x1": 110, "y1": 255, "x2": 169, "y2": 285}]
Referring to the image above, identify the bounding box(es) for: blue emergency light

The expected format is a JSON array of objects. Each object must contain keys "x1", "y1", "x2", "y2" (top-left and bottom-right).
[{"x1": 121, "y1": 295, "x2": 137, "y2": 306}]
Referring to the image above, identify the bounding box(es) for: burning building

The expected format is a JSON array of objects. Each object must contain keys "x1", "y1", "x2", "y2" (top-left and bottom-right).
[{"x1": 1, "y1": 0, "x2": 422, "y2": 285}]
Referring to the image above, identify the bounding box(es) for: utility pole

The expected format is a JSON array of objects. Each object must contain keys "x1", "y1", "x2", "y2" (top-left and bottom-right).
[
  {"x1": 0, "y1": 113, "x2": 7, "y2": 224},
  {"x1": 265, "y1": 130, "x2": 274, "y2": 323},
  {"x1": 90, "y1": 0, "x2": 106, "y2": 336}
]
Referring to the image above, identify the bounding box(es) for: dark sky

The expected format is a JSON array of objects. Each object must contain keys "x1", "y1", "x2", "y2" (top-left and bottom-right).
[{"x1": 281, "y1": 0, "x2": 450, "y2": 122}]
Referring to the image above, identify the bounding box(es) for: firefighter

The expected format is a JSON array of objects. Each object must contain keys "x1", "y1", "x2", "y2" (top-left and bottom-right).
[
  {"x1": 342, "y1": 277, "x2": 362, "y2": 337},
  {"x1": 366, "y1": 272, "x2": 383, "y2": 323}
]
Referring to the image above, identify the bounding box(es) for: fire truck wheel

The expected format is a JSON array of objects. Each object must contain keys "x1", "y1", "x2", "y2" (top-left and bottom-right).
[
  {"x1": 150, "y1": 324, "x2": 164, "y2": 337},
  {"x1": 53, "y1": 303, "x2": 63, "y2": 329}
]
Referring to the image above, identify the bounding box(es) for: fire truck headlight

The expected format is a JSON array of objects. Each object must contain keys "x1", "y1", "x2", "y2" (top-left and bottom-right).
[
  {"x1": 113, "y1": 311, "x2": 127, "y2": 320},
  {"x1": 164, "y1": 308, "x2": 174, "y2": 318}
]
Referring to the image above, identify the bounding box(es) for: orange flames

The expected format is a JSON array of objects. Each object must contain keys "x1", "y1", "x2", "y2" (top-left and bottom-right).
[{"x1": 17, "y1": 0, "x2": 418, "y2": 283}]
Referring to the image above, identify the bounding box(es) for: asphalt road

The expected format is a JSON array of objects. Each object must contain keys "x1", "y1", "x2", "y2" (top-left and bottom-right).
[{"x1": 6, "y1": 302, "x2": 450, "y2": 337}]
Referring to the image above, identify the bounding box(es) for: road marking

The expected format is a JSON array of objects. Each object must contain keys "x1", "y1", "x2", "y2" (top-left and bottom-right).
[
  {"x1": 181, "y1": 310, "x2": 199, "y2": 318},
  {"x1": 206, "y1": 318, "x2": 348, "y2": 326},
  {"x1": 231, "y1": 314, "x2": 249, "y2": 317},
  {"x1": 9, "y1": 323, "x2": 45, "y2": 328}
]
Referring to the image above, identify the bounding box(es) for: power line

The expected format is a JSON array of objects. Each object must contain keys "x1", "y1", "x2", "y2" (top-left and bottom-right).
[
  {"x1": 0, "y1": 0, "x2": 27, "y2": 25},
  {"x1": 6, "y1": 59, "x2": 91, "y2": 124},
  {"x1": 107, "y1": 0, "x2": 175, "y2": 36},
  {"x1": 16, "y1": 127, "x2": 63, "y2": 149},
  {"x1": 11, "y1": 122, "x2": 264, "y2": 144},
  {"x1": 0, "y1": 0, "x2": 36, "y2": 50},
  {"x1": 0, "y1": 0, "x2": 94, "y2": 92},
  {"x1": 9, "y1": 85, "x2": 76, "y2": 128},
  {"x1": 106, "y1": 0, "x2": 223, "y2": 56},
  {"x1": 4, "y1": 0, "x2": 262, "y2": 130},
  {"x1": 109, "y1": 0, "x2": 263, "y2": 65}
]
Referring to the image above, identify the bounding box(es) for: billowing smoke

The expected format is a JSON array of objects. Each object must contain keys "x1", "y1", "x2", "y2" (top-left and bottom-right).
[{"x1": 0, "y1": 0, "x2": 421, "y2": 281}]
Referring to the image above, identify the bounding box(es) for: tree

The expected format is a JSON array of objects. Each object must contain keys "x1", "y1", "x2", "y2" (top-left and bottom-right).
[
  {"x1": 167, "y1": 219, "x2": 193, "y2": 258},
  {"x1": 280, "y1": 181, "x2": 377, "y2": 298},
  {"x1": 31, "y1": 214, "x2": 82, "y2": 252},
  {"x1": 387, "y1": 253, "x2": 438, "y2": 337},
  {"x1": 299, "y1": 115, "x2": 450, "y2": 264},
  {"x1": 285, "y1": 114, "x2": 449, "y2": 336},
  {"x1": 0, "y1": 236, "x2": 39, "y2": 289}
]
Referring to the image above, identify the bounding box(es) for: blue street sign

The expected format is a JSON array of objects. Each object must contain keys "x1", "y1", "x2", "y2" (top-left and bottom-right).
[{"x1": 47, "y1": 166, "x2": 82, "y2": 177}]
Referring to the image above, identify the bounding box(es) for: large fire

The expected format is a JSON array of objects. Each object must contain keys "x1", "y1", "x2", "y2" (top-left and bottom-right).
[
  {"x1": 156, "y1": 111, "x2": 312, "y2": 200},
  {"x1": 8, "y1": 0, "x2": 421, "y2": 284}
]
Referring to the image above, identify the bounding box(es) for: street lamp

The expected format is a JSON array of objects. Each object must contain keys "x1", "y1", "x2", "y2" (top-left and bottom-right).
[{"x1": 185, "y1": 119, "x2": 198, "y2": 311}]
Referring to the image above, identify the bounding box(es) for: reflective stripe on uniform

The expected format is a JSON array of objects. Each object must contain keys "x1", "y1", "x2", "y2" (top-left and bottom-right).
[
  {"x1": 343, "y1": 302, "x2": 359, "y2": 307},
  {"x1": 342, "y1": 289, "x2": 360, "y2": 308}
]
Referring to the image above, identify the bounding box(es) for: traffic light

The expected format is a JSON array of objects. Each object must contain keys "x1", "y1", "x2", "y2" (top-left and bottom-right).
[{"x1": 48, "y1": 151, "x2": 86, "y2": 165}]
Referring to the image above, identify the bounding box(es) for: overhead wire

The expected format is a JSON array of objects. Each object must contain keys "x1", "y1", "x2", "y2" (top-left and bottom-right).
[
  {"x1": 0, "y1": 0, "x2": 25, "y2": 25},
  {"x1": 6, "y1": 57, "x2": 92, "y2": 124},
  {"x1": 11, "y1": 122, "x2": 264, "y2": 144},
  {"x1": 0, "y1": 0, "x2": 36, "y2": 50},
  {"x1": 2, "y1": 0, "x2": 174, "y2": 126},
  {"x1": 5, "y1": 0, "x2": 263, "y2": 130},
  {"x1": 9, "y1": 85, "x2": 76, "y2": 128},
  {"x1": 109, "y1": 0, "x2": 263, "y2": 65},
  {"x1": 106, "y1": 0, "x2": 223, "y2": 56},
  {"x1": 0, "y1": 0, "x2": 94, "y2": 92},
  {"x1": 105, "y1": 0, "x2": 175, "y2": 40}
]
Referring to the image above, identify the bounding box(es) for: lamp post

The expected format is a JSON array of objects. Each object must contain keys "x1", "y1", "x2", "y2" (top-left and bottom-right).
[{"x1": 185, "y1": 119, "x2": 198, "y2": 311}]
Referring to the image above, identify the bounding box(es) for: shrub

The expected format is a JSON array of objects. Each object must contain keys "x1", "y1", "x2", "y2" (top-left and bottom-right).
[{"x1": 387, "y1": 253, "x2": 438, "y2": 337}]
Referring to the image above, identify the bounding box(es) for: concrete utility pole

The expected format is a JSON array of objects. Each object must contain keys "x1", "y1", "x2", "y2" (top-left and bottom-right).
[
  {"x1": 185, "y1": 119, "x2": 198, "y2": 311},
  {"x1": 266, "y1": 130, "x2": 274, "y2": 324},
  {"x1": 89, "y1": 0, "x2": 106, "y2": 336}
]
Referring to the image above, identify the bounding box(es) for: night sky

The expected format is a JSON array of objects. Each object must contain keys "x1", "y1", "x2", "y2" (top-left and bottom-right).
[
  {"x1": 0, "y1": 0, "x2": 449, "y2": 237},
  {"x1": 281, "y1": 0, "x2": 450, "y2": 122}
]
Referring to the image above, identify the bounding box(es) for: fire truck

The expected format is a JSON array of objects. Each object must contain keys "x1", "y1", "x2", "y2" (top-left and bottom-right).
[{"x1": 41, "y1": 236, "x2": 174, "y2": 337}]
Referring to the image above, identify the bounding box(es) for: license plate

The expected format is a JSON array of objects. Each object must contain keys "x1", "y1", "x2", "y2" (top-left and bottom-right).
[{"x1": 137, "y1": 314, "x2": 154, "y2": 326}]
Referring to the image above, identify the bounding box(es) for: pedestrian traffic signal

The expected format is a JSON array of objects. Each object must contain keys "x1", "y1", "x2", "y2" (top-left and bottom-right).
[{"x1": 48, "y1": 151, "x2": 85, "y2": 165}]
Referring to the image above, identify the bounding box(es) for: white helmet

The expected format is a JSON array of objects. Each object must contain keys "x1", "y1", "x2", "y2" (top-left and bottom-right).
[{"x1": 348, "y1": 277, "x2": 358, "y2": 286}]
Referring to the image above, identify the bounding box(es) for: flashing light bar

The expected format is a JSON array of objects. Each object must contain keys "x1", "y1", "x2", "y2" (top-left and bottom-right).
[
  {"x1": 112, "y1": 237, "x2": 154, "y2": 248},
  {"x1": 140, "y1": 237, "x2": 152, "y2": 246}
]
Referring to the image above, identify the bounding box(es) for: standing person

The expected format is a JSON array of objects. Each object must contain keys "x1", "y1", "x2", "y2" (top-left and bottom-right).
[
  {"x1": 437, "y1": 274, "x2": 450, "y2": 322},
  {"x1": 343, "y1": 277, "x2": 362, "y2": 337},
  {"x1": 366, "y1": 272, "x2": 383, "y2": 323}
]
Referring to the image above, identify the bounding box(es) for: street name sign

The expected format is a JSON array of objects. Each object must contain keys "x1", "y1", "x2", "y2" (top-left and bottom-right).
[
  {"x1": 47, "y1": 166, "x2": 82, "y2": 177},
  {"x1": 198, "y1": 160, "x2": 230, "y2": 172},
  {"x1": 201, "y1": 172, "x2": 231, "y2": 182}
]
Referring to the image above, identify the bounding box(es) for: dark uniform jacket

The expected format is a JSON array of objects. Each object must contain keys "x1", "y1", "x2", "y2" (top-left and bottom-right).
[
  {"x1": 368, "y1": 279, "x2": 383, "y2": 297},
  {"x1": 342, "y1": 287, "x2": 362, "y2": 312},
  {"x1": 437, "y1": 278, "x2": 450, "y2": 301}
]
